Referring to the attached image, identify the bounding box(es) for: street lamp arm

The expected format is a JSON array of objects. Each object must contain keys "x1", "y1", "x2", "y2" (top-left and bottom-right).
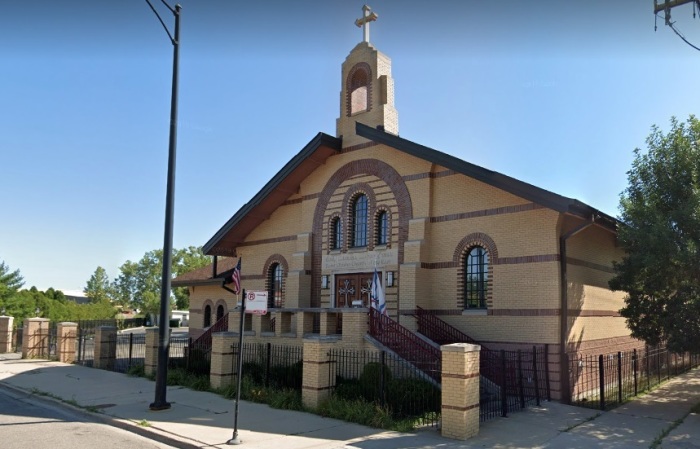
[{"x1": 144, "y1": 0, "x2": 176, "y2": 45}]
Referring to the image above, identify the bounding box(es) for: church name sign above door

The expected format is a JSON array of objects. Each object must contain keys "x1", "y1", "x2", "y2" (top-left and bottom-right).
[{"x1": 322, "y1": 248, "x2": 398, "y2": 271}]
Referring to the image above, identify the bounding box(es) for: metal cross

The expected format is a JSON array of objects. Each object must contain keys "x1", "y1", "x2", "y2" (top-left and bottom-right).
[
  {"x1": 338, "y1": 279, "x2": 355, "y2": 307},
  {"x1": 360, "y1": 280, "x2": 373, "y2": 307},
  {"x1": 355, "y1": 4, "x2": 378, "y2": 43}
]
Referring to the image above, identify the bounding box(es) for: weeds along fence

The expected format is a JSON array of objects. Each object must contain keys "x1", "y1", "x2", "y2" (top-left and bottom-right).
[
  {"x1": 328, "y1": 348, "x2": 441, "y2": 429},
  {"x1": 569, "y1": 346, "x2": 700, "y2": 410},
  {"x1": 234, "y1": 342, "x2": 303, "y2": 390},
  {"x1": 479, "y1": 346, "x2": 549, "y2": 423}
]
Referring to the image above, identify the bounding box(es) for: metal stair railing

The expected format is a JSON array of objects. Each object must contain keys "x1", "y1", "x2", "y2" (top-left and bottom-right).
[
  {"x1": 413, "y1": 306, "x2": 479, "y2": 346},
  {"x1": 369, "y1": 308, "x2": 441, "y2": 382},
  {"x1": 190, "y1": 313, "x2": 229, "y2": 349}
]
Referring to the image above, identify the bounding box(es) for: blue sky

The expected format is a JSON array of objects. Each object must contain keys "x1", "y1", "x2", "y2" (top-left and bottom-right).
[{"x1": 2, "y1": 0, "x2": 699, "y2": 292}]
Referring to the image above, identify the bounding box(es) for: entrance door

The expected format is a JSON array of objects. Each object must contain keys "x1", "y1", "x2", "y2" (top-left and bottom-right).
[{"x1": 335, "y1": 272, "x2": 374, "y2": 307}]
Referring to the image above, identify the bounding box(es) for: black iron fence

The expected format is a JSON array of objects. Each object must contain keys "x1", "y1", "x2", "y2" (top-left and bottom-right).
[
  {"x1": 479, "y1": 346, "x2": 549, "y2": 423},
  {"x1": 570, "y1": 345, "x2": 700, "y2": 410},
  {"x1": 235, "y1": 342, "x2": 303, "y2": 390},
  {"x1": 12, "y1": 326, "x2": 23, "y2": 352},
  {"x1": 328, "y1": 348, "x2": 441, "y2": 428}
]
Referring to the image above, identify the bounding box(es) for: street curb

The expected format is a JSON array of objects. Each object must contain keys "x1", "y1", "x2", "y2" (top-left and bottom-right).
[{"x1": 0, "y1": 380, "x2": 207, "y2": 449}]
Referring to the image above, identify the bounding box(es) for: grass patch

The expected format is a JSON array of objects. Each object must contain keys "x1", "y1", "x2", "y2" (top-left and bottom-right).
[
  {"x1": 650, "y1": 418, "x2": 683, "y2": 449},
  {"x1": 137, "y1": 419, "x2": 151, "y2": 427},
  {"x1": 127, "y1": 365, "x2": 145, "y2": 377},
  {"x1": 316, "y1": 395, "x2": 418, "y2": 432}
]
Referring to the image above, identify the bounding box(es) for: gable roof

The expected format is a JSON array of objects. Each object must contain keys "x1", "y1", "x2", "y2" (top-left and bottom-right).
[
  {"x1": 203, "y1": 123, "x2": 617, "y2": 256},
  {"x1": 171, "y1": 256, "x2": 237, "y2": 287},
  {"x1": 202, "y1": 132, "x2": 342, "y2": 255}
]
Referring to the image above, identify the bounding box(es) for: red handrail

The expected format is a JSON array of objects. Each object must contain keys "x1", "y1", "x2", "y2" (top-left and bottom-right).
[
  {"x1": 369, "y1": 308, "x2": 441, "y2": 381},
  {"x1": 414, "y1": 306, "x2": 480, "y2": 346},
  {"x1": 191, "y1": 313, "x2": 229, "y2": 349}
]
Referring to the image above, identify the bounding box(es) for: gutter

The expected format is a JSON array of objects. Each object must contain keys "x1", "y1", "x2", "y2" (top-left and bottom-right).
[{"x1": 559, "y1": 214, "x2": 595, "y2": 404}]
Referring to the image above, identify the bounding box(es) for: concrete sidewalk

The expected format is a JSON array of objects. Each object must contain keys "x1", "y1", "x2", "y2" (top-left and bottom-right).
[{"x1": 0, "y1": 354, "x2": 698, "y2": 449}]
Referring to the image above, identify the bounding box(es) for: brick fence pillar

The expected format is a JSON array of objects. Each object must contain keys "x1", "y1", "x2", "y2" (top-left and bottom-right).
[
  {"x1": 56, "y1": 322, "x2": 78, "y2": 364},
  {"x1": 210, "y1": 332, "x2": 238, "y2": 389},
  {"x1": 302, "y1": 336, "x2": 337, "y2": 409},
  {"x1": 94, "y1": 326, "x2": 117, "y2": 370},
  {"x1": 441, "y1": 343, "x2": 481, "y2": 440},
  {"x1": 145, "y1": 327, "x2": 159, "y2": 376},
  {"x1": 22, "y1": 318, "x2": 50, "y2": 359},
  {"x1": 0, "y1": 315, "x2": 13, "y2": 353}
]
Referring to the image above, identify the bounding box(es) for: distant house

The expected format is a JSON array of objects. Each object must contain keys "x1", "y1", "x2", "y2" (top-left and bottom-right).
[
  {"x1": 60, "y1": 289, "x2": 91, "y2": 305},
  {"x1": 173, "y1": 10, "x2": 637, "y2": 402}
]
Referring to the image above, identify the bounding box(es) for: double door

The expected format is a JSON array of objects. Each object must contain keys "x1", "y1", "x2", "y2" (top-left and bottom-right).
[{"x1": 335, "y1": 272, "x2": 374, "y2": 308}]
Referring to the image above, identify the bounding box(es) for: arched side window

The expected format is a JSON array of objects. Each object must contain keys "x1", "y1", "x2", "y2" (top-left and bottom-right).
[
  {"x1": 352, "y1": 194, "x2": 368, "y2": 247},
  {"x1": 268, "y1": 263, "x2": 283, "y2": 308},
  {"x1": 331, "y1": 216, "x2": 343, "y2": 250},
  {"x1": 216, "y1": 304, "x2": 225, "y2": 322},
  {"x1": 464, "y1": 247, "x2": 489, "y2": 309},
  {"x1": 348, "y1": 64, "x2": 370, "y2": 115},
  {"x1": 203, "y1": 304, "x2": 212, "y2": 327},
  {"x1": 376, "y1": 210, "x2": 389, "y2": 245}
]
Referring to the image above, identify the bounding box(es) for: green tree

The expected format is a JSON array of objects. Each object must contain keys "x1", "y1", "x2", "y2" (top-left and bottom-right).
[
  {"x1": 172, "y1": 246, "x2": 211, "y2": 310},
  {"x1": 113, "y1": 247, "x2": 210, "y2": 313},
  {"x1": 84, "y1": 266, "x2": 113, "y2": 303},
  {"x1": 610, "y1": 116, "x2": 700, "y2": 353},
  {"x1": 0, "y1": 260, "x2": 24, "y2": 304}
]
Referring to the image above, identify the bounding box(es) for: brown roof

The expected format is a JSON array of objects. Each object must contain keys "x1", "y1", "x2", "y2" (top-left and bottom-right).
[{"x1": 171, "y1": 257, "x2": 237, "y2": 287}]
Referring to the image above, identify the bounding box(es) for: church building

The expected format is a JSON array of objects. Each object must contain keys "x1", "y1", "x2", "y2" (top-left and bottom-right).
[{"x1": 173, "y1": 6, "x2": 636, "y2": 401}]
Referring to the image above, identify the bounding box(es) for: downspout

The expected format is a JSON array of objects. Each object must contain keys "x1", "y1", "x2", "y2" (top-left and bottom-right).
[{"x1": 559, "y1": 214, "x2": 595, "y2": 404}]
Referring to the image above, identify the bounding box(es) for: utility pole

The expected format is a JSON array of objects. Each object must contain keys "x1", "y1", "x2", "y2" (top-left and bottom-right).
[
  {"x1": 145, "y1": 0, "x2": 182, "y2": 411},
  {"x1": 654, "y1": 0, "x2": 697, "y2": 23}
]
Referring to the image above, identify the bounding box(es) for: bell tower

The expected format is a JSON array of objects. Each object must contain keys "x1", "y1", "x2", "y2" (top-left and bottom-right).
[{"x1": 336, "y1": 5, "x2": 399, "y2": 148}]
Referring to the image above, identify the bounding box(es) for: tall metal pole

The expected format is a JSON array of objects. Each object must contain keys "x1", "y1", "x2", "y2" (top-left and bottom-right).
[
  {"x1": 227, "y1": 288, "x2": 246, "y2": 445},
  {"x1": 150, "y1": 3, "x2": 181, "y2": 411}
]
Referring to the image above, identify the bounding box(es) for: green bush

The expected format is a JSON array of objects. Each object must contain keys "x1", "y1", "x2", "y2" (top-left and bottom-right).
[{"x1": 386, "y1": 378, "x2": 440, "y2": 418}]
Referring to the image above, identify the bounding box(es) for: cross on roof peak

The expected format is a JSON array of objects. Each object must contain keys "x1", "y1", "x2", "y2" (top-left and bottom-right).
[{"x1": 355, "y1": 4, "x2": 378, "y2": 43}]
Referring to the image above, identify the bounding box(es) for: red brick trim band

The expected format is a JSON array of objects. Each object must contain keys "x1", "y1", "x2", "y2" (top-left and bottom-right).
[
  {"x1": 403, "y1": 169, "x2": 456, "y2": 182},
  {"x1": 442, "y1": 403, "x2": 479, "y2": 412},
  {"x1": 567, "y1": 257, "x2": 615, "y2": 274},
  {"x1": 342, "y1": 141, "x2": 379, "y2": 153},
  {"x1": 432, "y1": 203, "x2": 543, "y2": 223},
  {"x1": 303, "y1": 360, "x2": 333, "y2": 365},
  {"x1": 414, "y1": 308, "x2": 621, "y2": 317},
  {"x1": 442, "y1": 372, "x2": 480, "y2": 380},
  {"x1": 237, "y1": 235, "x2": 297, "y2": 247},
  {"x1": 210, "y1": 373, "x2": 235, "y2": 378},
  {"x1": 301, "y1": 385, "x2": 334, "y2": 391}
]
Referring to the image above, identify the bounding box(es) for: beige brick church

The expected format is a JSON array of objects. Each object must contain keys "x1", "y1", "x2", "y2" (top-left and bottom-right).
[{"x1": 174, "y1": 6, "x2": 636, "y2": 400}]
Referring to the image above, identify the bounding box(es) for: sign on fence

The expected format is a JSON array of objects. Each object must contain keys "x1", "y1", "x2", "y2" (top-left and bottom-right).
[{"x1": 244, "y1": 291, "x2": 268, "y2": 315}]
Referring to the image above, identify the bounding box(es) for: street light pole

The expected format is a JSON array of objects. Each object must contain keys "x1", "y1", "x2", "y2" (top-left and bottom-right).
[{"x1": 147, "y1": 1, "x2": 181, "y2": 411}]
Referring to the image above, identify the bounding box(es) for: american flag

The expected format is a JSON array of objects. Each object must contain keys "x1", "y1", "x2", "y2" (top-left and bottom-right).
[{"x1": 226, "y1": 258, "x2": 242, "y2": 294}]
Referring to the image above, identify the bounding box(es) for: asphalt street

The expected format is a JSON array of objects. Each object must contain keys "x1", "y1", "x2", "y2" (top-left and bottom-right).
[{"x1": 0, "y1": 385, "x2": 176, "y2": 449}]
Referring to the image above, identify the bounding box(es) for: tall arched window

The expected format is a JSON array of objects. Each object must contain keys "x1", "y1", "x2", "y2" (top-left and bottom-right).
[
  {"x1": 268, "y1": 263, "x2": 283, "y2": 308},
  {"x1": 376, "y1": 210, "x2": 388, "y2": 245},
  {"x1": 331, "y1": 216, "x2": 343, "y2": 250},
  {"x1": 203, "y1": 304, "x2": 212, "y2": 327},
  {"x1": 464, "y1": 247, "x2": 489, "y2": 309},
  {"x1": 352, "y1": 194, "x2": 368, "y2": 247},
  {"x1": 216, "y1": 304, "x2": 225, "y2": 322}
]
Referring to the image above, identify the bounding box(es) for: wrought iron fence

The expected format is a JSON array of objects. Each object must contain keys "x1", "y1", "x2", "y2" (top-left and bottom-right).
[
  {"x1": 328, "y1": 348, "x2": 441, "y2": 428},
  {"x1": 12, "y1": 326, "x2": 23, "y2": 353},
  {"x1": 234, "y1": 342, "x2": 303, "y2": 390},
  {"x1": 113, "y1": 333, "x2": 146, "y2": 373},
  {"x1": 570, "y1": 345, "x2": 700, "y2": 410},
  {"x1": 479, "y1": 346, "x2": 549, "y2": 422}
]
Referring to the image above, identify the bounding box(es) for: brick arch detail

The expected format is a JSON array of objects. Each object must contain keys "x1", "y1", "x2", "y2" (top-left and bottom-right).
[
  {"x1": 342, "y1": 182, "x2": 376, "y2": 250},
  {"x1": 327, "y1": 212, "x2": 343, "y2": 252},
  {"x1": 202, "y1": 300, "x2": 214, "y2": 327},
  {"x1": 263, "y1": 254, "x2": 288, "y2": 308},
  {"x1": 453, "y1": 232, "x2": 497, "y2": 310},
  {"x1": 346, "y1": 62, "x2": 372, "y2": 117},
  {"x1": 312, "y1": 159, "x2": 413, "y2": 307},
  {"x1": 373, "y1": 205, "x2": 392, "y2": 249},
  {"x1": 453, "y1": 232, "x2": 499, "y2": 264},
  {"x1": 214, "y1": 299, "x2": 228, "y2": 321}
]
